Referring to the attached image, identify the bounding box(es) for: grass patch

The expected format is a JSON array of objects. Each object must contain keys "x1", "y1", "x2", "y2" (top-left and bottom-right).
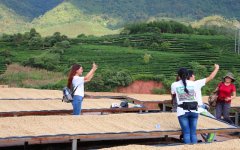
[{"x1": 0, "y1": 64, "x2": 65, "y2": 88}]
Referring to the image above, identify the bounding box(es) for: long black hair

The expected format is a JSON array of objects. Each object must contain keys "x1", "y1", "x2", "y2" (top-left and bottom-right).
[
  {"x1": 67, "y1": 64, "x2": 81, "y2": 89},
  {"x1": 178, "y1": 68, "x2": 189, "y2": 94},
  {"x1": 187, "y1": 70, "x2": 194, "y2": 80}
]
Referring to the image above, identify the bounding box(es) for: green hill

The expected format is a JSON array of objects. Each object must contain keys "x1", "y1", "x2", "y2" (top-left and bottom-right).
[
  {"x1": 1, "y1": 32, "x2": 238, "y2": 76},
  {"x1": 0, "y1": 0, "x2": 64, "y2": 20},
  {"x1": 1, "y1": 0, "x2": 240, "y2": 21},
  {"x1": 0, "y1": 0, "x2": 240, "y2": 36},
  {"x1": 71, "y1": 33, "x2": 238, "y2": 75},
  {"x1": 191, "y1": 15, "x2": 240, "y2": 29},
  {"x1": 32, "y1": 2, "x2": 119, "y2": 37},
  {"x1": 71, "y1": 0, "x2": 240, "y2": 24},
  {"x1": 1, "y1": 32, "x2": 240, "y2": 93},
  {"x1": 0, "y1": 4, "x2": 29, "y2": 34}
]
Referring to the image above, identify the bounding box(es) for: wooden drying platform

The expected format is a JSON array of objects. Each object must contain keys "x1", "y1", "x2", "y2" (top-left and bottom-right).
[
  {"x1": 85, "y1": 92, "x2": 127, "y2": 99},
  {"x1": 0, "y1": 113, "x2": 239, "y2": 147},
  {"x1": 0, "y1": 87, "x2": 62, "y2": 100},
  {"x1": 0, "y1": 98, "x2": 146, "y2": 117},
  {"x1": 126, "y1": 94, "x2": 172, "y2": 111},
  {"x1": 101, "y1": 139, "x2": 240, "y2": 150}
]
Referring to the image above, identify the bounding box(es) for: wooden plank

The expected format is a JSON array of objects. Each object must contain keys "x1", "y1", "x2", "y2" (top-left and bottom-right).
[
  {"x1": 0, "y1": 128, "x2": 239, "y2": 147},
  {"x1": 0, "y1": 108, "x2": 147, "y2": 117}
]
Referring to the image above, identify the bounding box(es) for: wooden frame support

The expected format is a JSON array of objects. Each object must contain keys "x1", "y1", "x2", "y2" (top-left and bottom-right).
[
  {"x1": 24, "y1": 141, "x2": 28, "y2": 150},
  {"x1": 0, "y1": 108, "x2": 147, "y2": 117},
  {"x1": 0, "y1": 128, "x2": 239, "y2": 147},
  {"x1": 72, "y1": 139, "x2": 78, "y2": 150},
  {"x1": 235, "y1": 112, "x2": 239, "y2": 126}
]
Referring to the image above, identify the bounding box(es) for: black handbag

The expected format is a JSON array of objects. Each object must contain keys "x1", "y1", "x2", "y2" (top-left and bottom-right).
[{"x1": 178, "y1": 101, "x2": 198, "y2": 111}]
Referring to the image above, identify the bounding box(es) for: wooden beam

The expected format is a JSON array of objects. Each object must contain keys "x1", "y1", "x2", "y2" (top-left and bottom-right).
[
  {"x1": 0, "y1": 108, "x2": 147, "y2": 117},
  {"x1": 0, "y1": 128, "x2": 239, "y2": 147}
]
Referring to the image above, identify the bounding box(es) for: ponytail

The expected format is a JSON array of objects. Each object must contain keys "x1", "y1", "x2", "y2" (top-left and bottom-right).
[{"x1": 178, "y1": 68, "x2": 189, "y2": 94}]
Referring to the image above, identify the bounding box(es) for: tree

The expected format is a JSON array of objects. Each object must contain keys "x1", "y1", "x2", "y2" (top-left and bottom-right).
[
  {"x1": 54, "y1": 40, "x2": 70, "y2": 48},
  {"x1": 29, "y1": 28, "x2": 41, "y2": 38},
  {"x1": 28, "y1": 37, "x2": 43, "y2": 49},
  {"x1": 160, "y1": 41, "x2": 171, "y2": 51},
  {"x1": 150, "y1": 42, "x2": 159, "y2": 49},
  {"x1": 123, "y1": 38, "x2": 130, "y2": 47},
  {"x1": 143, "y1": 53, "x2": 152, "y2": 64}
]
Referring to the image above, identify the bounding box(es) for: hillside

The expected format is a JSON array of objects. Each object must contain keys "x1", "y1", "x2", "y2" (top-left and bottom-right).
[
  {"x1": 1, "y1": 33, "x2": 238, "y2": 76},
  {"x1": 71, "y1": 0, "x2": 240, "y2": 23},
  {"x1": 72, "y1": 33, "x2": 238, "y2": 75},
  {"x1": 0, "y1": 0, "x2": 64, "y2": 20},
  {"x1": 191, "y1": 15, "x2": 240, "y2": 29},
  {"x1": 32, "y1": 2, "x2": 119, "y2": 37},
  {"x1": 0, "y1": 4, "x2": 29, "y2": 34},
  {"x1": 1, "y1": 0, "x2": 240, "y2": 22},
  {"x1": 0, "y1": 0, "x2": 240, "y2": 36},
  {"x1": 1, "y1": 32, "x2": 240, "y2": 93}
]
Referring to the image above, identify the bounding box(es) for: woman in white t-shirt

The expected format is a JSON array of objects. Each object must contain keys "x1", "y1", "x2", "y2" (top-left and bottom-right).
[
  {"x1": 171, "y1": 65, "x2": 219, "y2": 144},
  {"x1": 187, "y1": 64, "x2": 219, "y2": 142},
  {"x1": 67, "y1": 63, "x2": 97, "y2": 115}
]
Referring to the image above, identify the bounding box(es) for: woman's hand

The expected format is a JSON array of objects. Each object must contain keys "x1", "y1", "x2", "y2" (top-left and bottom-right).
[
  {"x1": 92, "y1": 62, "x2": 98, "y2": 70},
  {"x1": 84, "y1": 62, "x2": 98, "y2": 82},
  {"x1": 214, "y1": 64, "x2": 219, "y2": 69},
  {"x1": 214, "y1": 64, "x2": 219, "y2": 70},
  {"x1": 225, "y1": 97, "x2": 231, "y2": 102},
  {"x1": 206, "y1": 64, "x2": 220, "y2": 83}
]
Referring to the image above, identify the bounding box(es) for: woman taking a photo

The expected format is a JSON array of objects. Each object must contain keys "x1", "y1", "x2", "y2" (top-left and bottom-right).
[
  {"x1": 171, "y1": 64, "x2": 219, "y2": 144},
  {"x1": 67, "y1": 62, "x2": 98, "y2": 115},
  {"x1": 215, "y1": 72, "x2": 236, "y2": 124}
]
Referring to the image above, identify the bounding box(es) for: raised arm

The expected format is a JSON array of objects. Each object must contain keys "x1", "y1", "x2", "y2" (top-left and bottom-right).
[
  {"x1": 84, "y1": 62, "x2": 98, "y2": 82},
  {"x1": 206, "y1": 64, "x2": 219, "y2": 83}
]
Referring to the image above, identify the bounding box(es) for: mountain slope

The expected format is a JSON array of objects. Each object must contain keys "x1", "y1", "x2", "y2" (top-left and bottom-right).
[
  {"x1": 191, "y1": 15, "x2": 240, "y2": 29},
  {"x1": 0, "y1": 4, "x2": 29, "y2": 34},
  {"x1": 0, "y1": 0, "x2": 64, "y2": 20},
  {"x1": 1, "y1": 0, "x2": 240, "y2": 36},
  {"x1": 32, "y1": 2, "x2": 119, "y2": 37},
  {"x1": 70, "y1": 0, "x2": 240, "y2": 22},
  {"x1": 1, "y1": 0, "x2": 240, "y2": 23}
]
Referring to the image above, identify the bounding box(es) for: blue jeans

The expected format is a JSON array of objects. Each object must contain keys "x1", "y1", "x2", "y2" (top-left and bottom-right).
[
  {"x1": 178, "y1": 112, "x2": 199, "y2": 144},
  {"x1": 72, "y1": 95, "x2": 83, "y2": 115}
]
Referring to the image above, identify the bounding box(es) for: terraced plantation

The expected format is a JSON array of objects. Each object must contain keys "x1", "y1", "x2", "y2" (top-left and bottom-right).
[
  {"x1": 0, "y1": 33, "x2": 239, "y2": 78},
  {"x1": 61, "y1": 44, "x2": 184, "y2": 76},
  {"x1": 70, "y1": 33, "x2": 237, "y2": 76}
]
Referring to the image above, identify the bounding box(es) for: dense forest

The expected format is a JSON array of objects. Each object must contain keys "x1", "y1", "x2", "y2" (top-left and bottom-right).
[{"x1": 72, "y1": 0, "x2": 240, "y2": 21}]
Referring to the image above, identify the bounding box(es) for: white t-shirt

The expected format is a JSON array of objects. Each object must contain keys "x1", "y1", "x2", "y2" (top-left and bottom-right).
[
  {"x1": 194, "y1": 78, "x2": 206, "y2": 113},
  {"x1": 171, "y1": 80, "x2": 204, "y2": 116},
  {"x1": 72, "y1": 76, "x2": 84, "y2": 97}
]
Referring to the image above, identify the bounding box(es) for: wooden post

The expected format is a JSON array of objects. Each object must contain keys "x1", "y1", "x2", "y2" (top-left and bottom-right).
[
  {"x1": 24, "y1": 142, "x2": 28, "y2": 150},
  {"x1": 235, "y1": 112, "x2": 239, "y2": 126},
  {"x1": 163, "y1": 104, "x2": 166, "y2": 112},
  {"x1": 164, "y1": 135, "x2": 168, "y2": 141},
  {"x1": 72, "y1": 139, "x2": 77, "y2": 150}
]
